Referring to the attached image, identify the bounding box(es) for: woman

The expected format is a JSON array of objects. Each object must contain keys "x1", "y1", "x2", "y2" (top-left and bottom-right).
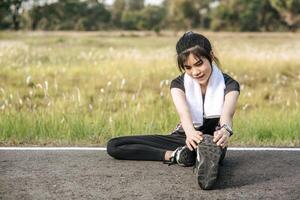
[{"x1": 107, "y1": 31, "x2": 240, "y2": 190}]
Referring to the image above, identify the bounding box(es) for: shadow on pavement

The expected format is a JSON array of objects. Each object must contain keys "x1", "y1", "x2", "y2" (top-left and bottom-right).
[{"x1": 214, "y1": 152, "x2": 276, "y2": 189}]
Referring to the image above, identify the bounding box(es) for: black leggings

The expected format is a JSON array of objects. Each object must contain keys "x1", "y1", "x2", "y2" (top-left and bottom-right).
[{"x1": 107, "y1": 131, "x2": 227, "y2": 162}]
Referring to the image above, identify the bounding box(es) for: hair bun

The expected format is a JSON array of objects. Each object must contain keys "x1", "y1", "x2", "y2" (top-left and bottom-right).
[{"x1": 176, "y1": 31, "x2": 212, "y2": 55}]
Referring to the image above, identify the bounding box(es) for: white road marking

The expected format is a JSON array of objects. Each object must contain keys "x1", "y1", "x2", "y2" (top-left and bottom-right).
[
  {"x1": 228, "y1": 147, "x2": 300, "y2": 151},
  {"x1": 0, "y1": 147, "x2": 107, "y2": 151},
  {"x1": 0, "y1": 147, "x2": 300, "y2": 151}
]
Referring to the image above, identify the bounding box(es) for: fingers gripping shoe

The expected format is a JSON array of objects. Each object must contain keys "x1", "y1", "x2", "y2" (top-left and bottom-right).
[
  {"x1": 195, "y1": 134, "x2": 222, "y2": 190},
  {"x1": 164, "y1": 146, "x2": 196, "y2": 167}
]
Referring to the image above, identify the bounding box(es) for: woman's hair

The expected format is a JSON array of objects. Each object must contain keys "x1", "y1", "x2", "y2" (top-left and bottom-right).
[{"x1": 176, "y1": 31, "x2": 220, "y2": 73}]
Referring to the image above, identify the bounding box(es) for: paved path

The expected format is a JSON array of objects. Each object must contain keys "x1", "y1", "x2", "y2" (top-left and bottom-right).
[{"x1": 0, "y1": 149, "x2": 299, "y2": 200}]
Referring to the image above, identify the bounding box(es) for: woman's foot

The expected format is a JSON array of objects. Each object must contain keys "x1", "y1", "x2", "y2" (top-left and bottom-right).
[
  {"x1": 164, "y1": 146, "x2": 196, "y2": 167},
  {"x1": 195, "y1": 134, "x2": 222, "y2": 190}
]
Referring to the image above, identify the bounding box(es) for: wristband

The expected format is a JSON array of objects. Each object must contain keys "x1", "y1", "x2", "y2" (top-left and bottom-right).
[{"x1": 216, "y1": 124, "x2": 233, "y2": 136}]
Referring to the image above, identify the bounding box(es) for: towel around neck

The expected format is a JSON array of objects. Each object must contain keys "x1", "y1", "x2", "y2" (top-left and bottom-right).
[{"x1": 184, "y1": 64, "x2": 225, "y2": 127}]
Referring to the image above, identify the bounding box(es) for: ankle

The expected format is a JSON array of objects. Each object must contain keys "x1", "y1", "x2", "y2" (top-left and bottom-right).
[{"x1": 164, "y1": 151, "x2": 173, "y2": 161}]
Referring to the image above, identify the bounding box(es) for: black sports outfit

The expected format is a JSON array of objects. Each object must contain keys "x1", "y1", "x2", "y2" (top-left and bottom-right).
[{"x1": 107, "y1": 73, "x2": 240, "y2": 162}]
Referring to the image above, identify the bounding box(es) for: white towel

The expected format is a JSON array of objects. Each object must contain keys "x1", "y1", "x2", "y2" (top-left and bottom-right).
[{"x1": 184, "y1": 64, "x2": 225, "y2": 127}]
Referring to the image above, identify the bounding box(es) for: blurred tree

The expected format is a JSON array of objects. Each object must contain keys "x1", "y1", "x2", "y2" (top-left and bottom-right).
[
  {"x1": 81, "y1": 1, "x2": 111, "y2": 30},
  {"x1": 137, "y1": 5, "x2": 166, "y2": 30},
  {"x1": 210, "y1": 0, "x2": 282, "y2": 31},
  {"x1": 117, "y1": 0, "x2": 165, "y2": 31},
  {"x1": 1, "y1": 0, "x2": 299, "y2": 31},
  {"x1": 126, "y1": 0, "x2": 144, "y2": 11},
  {"x1": 0, "y1": 1, "x2": 11, "y2": 29},
  {"x1": 163, "y1": 0, "x2": 211, "y2": 29},
  {"x1": 257, "y1": 0, "x2": 282, "y2": 31},
  {"x1": 111, "y1": 0, "x2": 145, "y2": 29},
  {"x1": 111, "y1": 0, "x2": 126, "y2": 28},
  {"x1": 29, "y1": 0, "x2": 111, "y2": 30},
  {"x1": 270, "y1": 0, "x2": 300, "y2": 30},
  {"x1": 197, "y1": 0, "x2": 213, "y2": 28},
  {"x1": 163, "y1": 0, "x2": 190, "y2": 29},
  {"x1": 0, "y1": 0, "x2": 27, "y2": 30},
  {"x1": 239, "y1": 0, "x2": 281, "y2": 31},
  {"x1": 209, "y1": 0, "x2": 239, "y2": 31},
  {"x1": 120, "y1": 11, "x2": 140, "y2": 30},
  {"x1": 120, "y1": 5, "x2": 165, "y2": 31}
]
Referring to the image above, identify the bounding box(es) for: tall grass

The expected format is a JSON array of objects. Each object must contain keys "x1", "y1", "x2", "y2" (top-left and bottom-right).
[{"x1": 0, "y1": 31, "x2": 299, "y2": 146}]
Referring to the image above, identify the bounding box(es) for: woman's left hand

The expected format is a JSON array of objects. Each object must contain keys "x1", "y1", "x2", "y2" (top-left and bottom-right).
[{"x1": 213, "y1": 128, "x2": 230, "y2": 149}]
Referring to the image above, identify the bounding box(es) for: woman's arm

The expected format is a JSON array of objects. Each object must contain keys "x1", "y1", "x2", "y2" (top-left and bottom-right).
[
  {"x1": 170, "y1": 88, "x2": 194, "y2": 133},
  {"x1": 170, "y1": 88, "x2": 203, "y2": 150},
  {"x1": 213, "y1": 91, "x2": 240, "y2": 148}
]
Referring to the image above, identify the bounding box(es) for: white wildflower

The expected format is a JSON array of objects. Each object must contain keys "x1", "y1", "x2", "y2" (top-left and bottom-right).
[
  {"x1": 44, "y1": 81, "x2": 48, "y2": 91},
  {"x1": 36, "y1": 83, "x2": 43, "y2": 89},
  {"x1": 54, "y1": 79, "x2": 58, "y2": 91},
  {"x1": 89, "y1": 104, "x2": 93, "y2": 111},
  {"x1": 0, "y1": 88, "x2": 4, "y2": 94},
  {"x1": 137, "y1": 103, "x2": 141, "y2": 111},
  {"x1": 159, "y1": 80, "x2": 164, "y2": 88},
  {"x1": 240, "y1": 84, "x2": 245, "y2": 90},
  {"x1": 120, "y1": 79, "x2": 126, "y2": 89},
  {"x1": 29, "y1": 90, "x2": 33, "y2": 97},
  {"x1": 131, "y1": 94, "x2": 136, "y2": 101},
  {"x1": 242, "y1": 104, "x2": 249, "y2": 110},
  {"x1": 76, "y1": 88, "x2": 81, "y2": 104},
  {"x1": 26, "y1": 76, "x2": 31, "y2": 85},
  {"x1": 60, "y1": 118, "x2": 65, "y2": 124}
]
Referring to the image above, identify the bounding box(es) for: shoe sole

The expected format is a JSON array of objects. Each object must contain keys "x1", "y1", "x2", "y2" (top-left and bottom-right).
[{"x1": 196, "y1": 135, "x2": 221, "y2": 190}]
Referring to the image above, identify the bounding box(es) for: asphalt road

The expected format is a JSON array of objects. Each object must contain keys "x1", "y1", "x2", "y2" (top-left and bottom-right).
[{"x1": 0, "y1": 149, "x2": 299, "y2": 200}]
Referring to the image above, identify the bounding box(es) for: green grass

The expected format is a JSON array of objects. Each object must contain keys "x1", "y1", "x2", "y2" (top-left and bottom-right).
[{"x1": 0, "y1": 31, "x2": 300, "y2": 146}]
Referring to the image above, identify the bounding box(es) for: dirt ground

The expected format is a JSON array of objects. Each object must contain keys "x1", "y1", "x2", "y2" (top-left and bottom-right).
[{"x1": 1, "y1": 149, "x2": 299, "y2": 200}]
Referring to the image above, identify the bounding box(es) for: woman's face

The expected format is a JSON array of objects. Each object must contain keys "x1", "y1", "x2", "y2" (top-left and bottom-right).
[{"x1": 183, "y1": 53, "x2": 212, "y2": 86}]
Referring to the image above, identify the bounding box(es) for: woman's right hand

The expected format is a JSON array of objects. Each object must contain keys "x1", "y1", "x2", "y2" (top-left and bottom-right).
[{"x1": 185, "y1": 130, "x2": 203, "y2": 151}]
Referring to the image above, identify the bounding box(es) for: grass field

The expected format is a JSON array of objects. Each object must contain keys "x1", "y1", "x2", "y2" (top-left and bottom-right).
[{"x1": 0, "y1": 31, "x2": 300, "y2": 146}]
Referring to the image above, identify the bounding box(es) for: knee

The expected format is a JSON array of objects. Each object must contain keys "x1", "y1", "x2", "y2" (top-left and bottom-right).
[{"x1": 106, "y1": 138, "x2": 119, "y2": 158}]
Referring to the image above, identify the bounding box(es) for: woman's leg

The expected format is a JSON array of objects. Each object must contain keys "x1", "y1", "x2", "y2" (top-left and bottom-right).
[{"x1": 107, "y1": 132, "x2": 186, "y2": 161}]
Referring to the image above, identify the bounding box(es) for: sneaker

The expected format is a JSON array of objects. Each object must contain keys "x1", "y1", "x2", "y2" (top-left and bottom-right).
[
  {"x1": 195, "y1": 134, "x2": 222, "y2": 190},
  {"x1": 164, "y1": 146, "x2": 196, "y2": 167}
]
